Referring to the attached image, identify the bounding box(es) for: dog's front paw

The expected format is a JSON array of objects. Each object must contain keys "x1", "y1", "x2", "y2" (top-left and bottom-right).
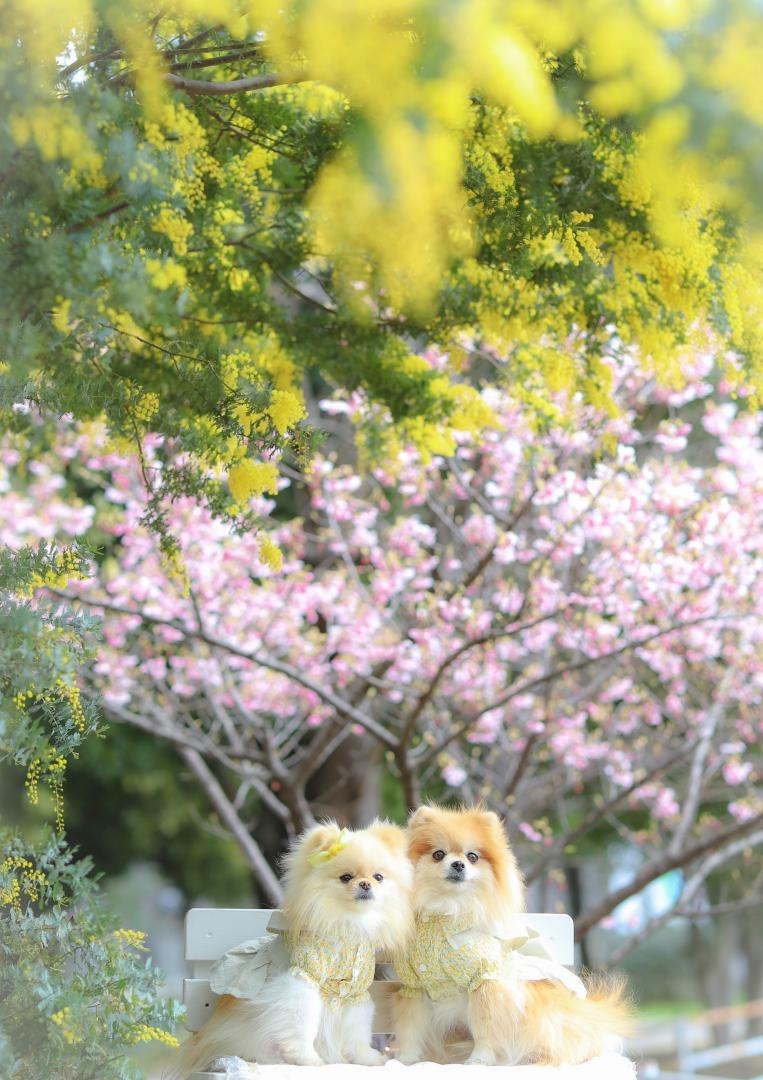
[
  {"x1": 465, "y1": 1050, "x2": 497, "y2": 1066},
  {"x1": 210, "y1": 1056, "x2": 255, "y2": 1078},
  {"x1": 395, "y1": 1053, "x2": 421, "y2": 1065},
  {"x1": 350, "y1": 1047, "x2": 385, "y2": 1066}
]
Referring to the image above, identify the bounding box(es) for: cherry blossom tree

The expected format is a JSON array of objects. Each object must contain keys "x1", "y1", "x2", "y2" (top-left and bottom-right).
[{"x1": 4, "y1": 342, "x2": 763, "y2": 951}]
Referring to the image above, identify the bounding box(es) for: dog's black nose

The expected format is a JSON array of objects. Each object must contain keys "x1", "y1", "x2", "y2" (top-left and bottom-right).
[
  {"x1": 358, "y1": 879, "x2": 372, "y2": 891},
  {"x1": 451, "y1": 860, "x2": 465, "y2": 873}
]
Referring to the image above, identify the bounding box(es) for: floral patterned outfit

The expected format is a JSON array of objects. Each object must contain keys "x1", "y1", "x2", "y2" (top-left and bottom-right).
[
  {"x1": 284, "y1": 929, "x2": 375, "y2": 1007},
  {"x1": 396, "y1": 911, "x2": 586, "y2": 1001}
]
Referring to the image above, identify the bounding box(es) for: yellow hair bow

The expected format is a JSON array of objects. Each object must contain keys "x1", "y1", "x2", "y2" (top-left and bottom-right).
[{"x1": 307, "y1": 828, "x2": 349, "y2": 867}]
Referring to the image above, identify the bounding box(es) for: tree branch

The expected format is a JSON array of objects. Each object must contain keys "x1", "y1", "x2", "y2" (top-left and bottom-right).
[
  {"x1": 604, "y1": 827, "x2": 763, "y2": 966},
  {"x1": 576, "y1": 812, "x2": 763, "y2": 938},
  {"x1": 418, "y1": 613, "x2": 742, "y2": 769},
  {"x1": 177, "y1": 745, "x2": 283, "y2": 904},
  {"x1": 398, "y1": 609, "x2": 566, "y2": 753},
  {"x1": 525, "y1": 740, "x2": 698, "y2": 885},
  {"x1": 669, "y1": 696, "x2": 725, "y2": 857},
  {"x1": 49, "y1": 589, "x2": 398, "y2": 749},
  {"x1": 164, "y1": 71, "x2": 304, "y2": 96}
]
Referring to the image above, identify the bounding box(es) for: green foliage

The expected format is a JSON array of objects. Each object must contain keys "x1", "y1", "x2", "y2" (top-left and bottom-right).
[
  {"x1": 0, "y1": 544, "x2": 180, "y2": 1079},
  {"x1": 0, "y1": 547, "x2": 102, "y2": 770},
  {"x1": 64, "y1": 725, "x2": 254, "y2": 901},
  {"x1": 3, "y1": 3, "x2": 763, "y2": 543},
  {"x1": 0, "y1": 830, "x2": 182, "y2": 1080}
]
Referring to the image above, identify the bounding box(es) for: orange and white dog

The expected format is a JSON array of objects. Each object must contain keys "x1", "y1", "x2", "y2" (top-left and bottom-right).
[{"x1": 392, "y1": 805, "x2": 631, "y2": 1066}]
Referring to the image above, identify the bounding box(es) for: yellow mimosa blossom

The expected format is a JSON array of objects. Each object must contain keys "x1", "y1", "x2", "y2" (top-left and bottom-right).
[
  {"x1": 268, "y1": 389, "x2": 306, "y2": 434},
  {"x1": 229, "y1": 460, "x2": 280, "y2": 503}
]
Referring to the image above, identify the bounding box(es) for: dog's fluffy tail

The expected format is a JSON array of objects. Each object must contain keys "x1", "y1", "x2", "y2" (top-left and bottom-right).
[
  {"x1": 163, "y1": 997, "x2": 249, "y2": 1080},
  {"x1": 523, "y1": 972, "x2": 634, "y2": 1066}
]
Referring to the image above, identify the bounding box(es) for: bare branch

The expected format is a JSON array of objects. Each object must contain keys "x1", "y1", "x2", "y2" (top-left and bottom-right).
[
  {"x1": 576, "y1": 812, "x2": 763, "y2": 938},
  {"x1": 525, "y1": 740, "x2": 698, "y2": 885},
  {"x1": 178, "y1": 745, "x2": 283, "y2": 904},
  {"x1": 605, "y1": 826, "x2": 763, "y2": 966},
  {"x1": 164, "y1": 71, "x2": 305, "y2": 96},
  {"x1": 669, "y1": 696, "x2": 725, "y2": 857}
]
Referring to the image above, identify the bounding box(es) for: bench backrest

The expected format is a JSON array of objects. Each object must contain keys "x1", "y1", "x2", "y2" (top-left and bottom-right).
[{"x1": 183, "y1": 907, "x2": 575, "y2": 1032}]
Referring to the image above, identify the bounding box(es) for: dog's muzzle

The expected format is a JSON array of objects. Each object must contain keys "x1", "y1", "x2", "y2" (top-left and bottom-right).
[
  {"x1": 355, "y1": 880, "x2": 374, "y2": 901},
  {"x1": 446, "y1": 859, "x2": 466, "y2": 883}
]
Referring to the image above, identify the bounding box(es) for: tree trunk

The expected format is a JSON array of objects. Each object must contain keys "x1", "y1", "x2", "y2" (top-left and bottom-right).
[
  {"x1": 308, "y1": 733, "x2": 382, "y2": 826},
  {"x1": 565, "y1": 864, "x2": 592, "y2": 968},
  {"x1": 690, "y1": 916, "x2": 738, "y2": 1044},
  {"x1": 744, "y1": 905, "x2": 763, "y2": 1036}
]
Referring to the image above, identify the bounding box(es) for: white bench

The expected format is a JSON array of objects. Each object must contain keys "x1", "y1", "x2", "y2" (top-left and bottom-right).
[{"x1": 184, "y1": 907, "x2": 577, "y2": 1079}]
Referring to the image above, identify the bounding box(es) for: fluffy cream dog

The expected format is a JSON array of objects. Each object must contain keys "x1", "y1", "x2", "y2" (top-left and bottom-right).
[
  {"x1": 169, "y1": 821, "x2": 411, "y2": 1077},
  {"x1": 392, "y1": 805, "x2": 630, "y2": 1066}
]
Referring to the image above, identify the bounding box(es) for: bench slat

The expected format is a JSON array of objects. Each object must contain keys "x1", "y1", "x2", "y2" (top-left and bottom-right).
[{"x1": 186, "y1": 908, "x2": 273, "y2": 961}]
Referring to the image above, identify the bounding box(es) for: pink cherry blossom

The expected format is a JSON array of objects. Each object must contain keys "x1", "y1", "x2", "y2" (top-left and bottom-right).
[{"x1": 4, "y1": 342, "x2": 763, "y2": 935}]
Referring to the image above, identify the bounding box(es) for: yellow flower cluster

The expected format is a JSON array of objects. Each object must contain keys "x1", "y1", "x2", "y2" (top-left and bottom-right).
[
  {"x1": 104, "y1": 307, "x2": 147, "y2": 349},
  {"x1": 51, "y1": 1007, "x2": 81, "y2": 1046},
  {"x1": 132, "y1": 392, "x2": 160, "y2": 424},
  {"x1": 21, "y1": 549, "x2": 86, "y2": 598},
  {"x1": 13, "y1": 688, "x2": 34, "y2": 711},
  {"x1": 221, "y1": 350, "x2": 260, "y2": 387},
  {"x1": 151, "y1": 204, "x2": 194, "y2": 257},
  {"x1": 51, "y1": 298, "x2": 73, "y2": 334},
  {"x1": 114, "y1": 927, "x2": 149, "y2": 951},
  {"x1": 258, "y1": 533, "x2": 284, "y2": 572},
  {"x1": 228, "y1": 459, "x2": 280, "y2": 503},
  {"x1": 25, "y1": 749, "x2": 67, "y2": 830},
  {"x1": 229, "y1": 267, "x2": 250, "y2": 292},
  {"x1": 145, "y1": 257, "x2": 187, "y2": 291},
  {"x1": 48, "y1": 755, "x2": 66, "y2": 833},
  {"x1": 465, "y1": 107, "x2": 519, "y2": 209},
  {"x1": 227, "y1": 143, "x2": 277, "y2": 199},
  {"x1": 442, "y1": 383, "x2": 498, "y2": 433},
  {"x1": 268, "y1": 389, "x2": 306, "y2": 434},
  {"x1": 10, "y1": 105, "x2": 102, "y2": 174},
  {"x1": 1, "y1": 856, "x2": 47, "y2": 915},
  {"x1": 25, "y1": 758, "x2": 42, "y2": 804},
  {"x1": 127, "y1": 1023, "x2": 180, "y2": 1047},
  {"x1": 54, "y1": 677, "x2": 88, "y2": 734},
  {"x1": 144, "y1": 102, "x2": 219, "y2": 209}
]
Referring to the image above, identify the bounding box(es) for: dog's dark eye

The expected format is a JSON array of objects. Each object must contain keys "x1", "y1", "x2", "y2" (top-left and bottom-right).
[
  {"x1": 467, "y1": 851, "x2": 479, "y2": 864},
  {"x1": 339, "y1": 873, "x2": 353, "y2": 883},
  {"x1": 373, "y1": 873, "x2": 384, "y2": 882},
  {"x1": 433, "y1": 850, "x2": 446, "y2": 862}
]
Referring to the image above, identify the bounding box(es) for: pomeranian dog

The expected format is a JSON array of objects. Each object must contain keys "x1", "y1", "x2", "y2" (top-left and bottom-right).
[
  {"x1": 169, "y1": 820, "x2": 411, "y2": 1078},
  {"x1": 392, "y1": 805, "x2": 631, "y2": 1066}
]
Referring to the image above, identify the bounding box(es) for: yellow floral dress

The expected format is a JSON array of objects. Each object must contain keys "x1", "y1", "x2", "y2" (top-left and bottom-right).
[
  {"x1": 396, "y1": 912, "x2": 586, "y2": 1001},
  {"x1": 285, "y1": 929, "x2": 375, "y2": 1008},
  {"x1": 210, "y1": 928, "x2": 376, "y2": 1010}
]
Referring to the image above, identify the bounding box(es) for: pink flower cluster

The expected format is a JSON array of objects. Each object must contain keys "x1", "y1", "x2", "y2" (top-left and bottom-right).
[{"x1": 3, "y1": 343, "x2": 762, "y2": 852}]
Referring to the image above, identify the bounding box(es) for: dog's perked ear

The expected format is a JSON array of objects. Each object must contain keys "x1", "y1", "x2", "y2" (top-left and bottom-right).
[
  {"x1": 471, "y1": 807, "x2": 526, "y2": 913},
  {"x1": 366, "y1": 820, "x2": 407, "y2": 851},
  {"x1": 299, "y1": 822, "x2": 345, "y2": 856},
  {"x1": 407, "y1": 805, "x2": 437, "y2": 828},
  {"x1": 472, "y1": 807, "x2": 505, "y2": 833}
]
